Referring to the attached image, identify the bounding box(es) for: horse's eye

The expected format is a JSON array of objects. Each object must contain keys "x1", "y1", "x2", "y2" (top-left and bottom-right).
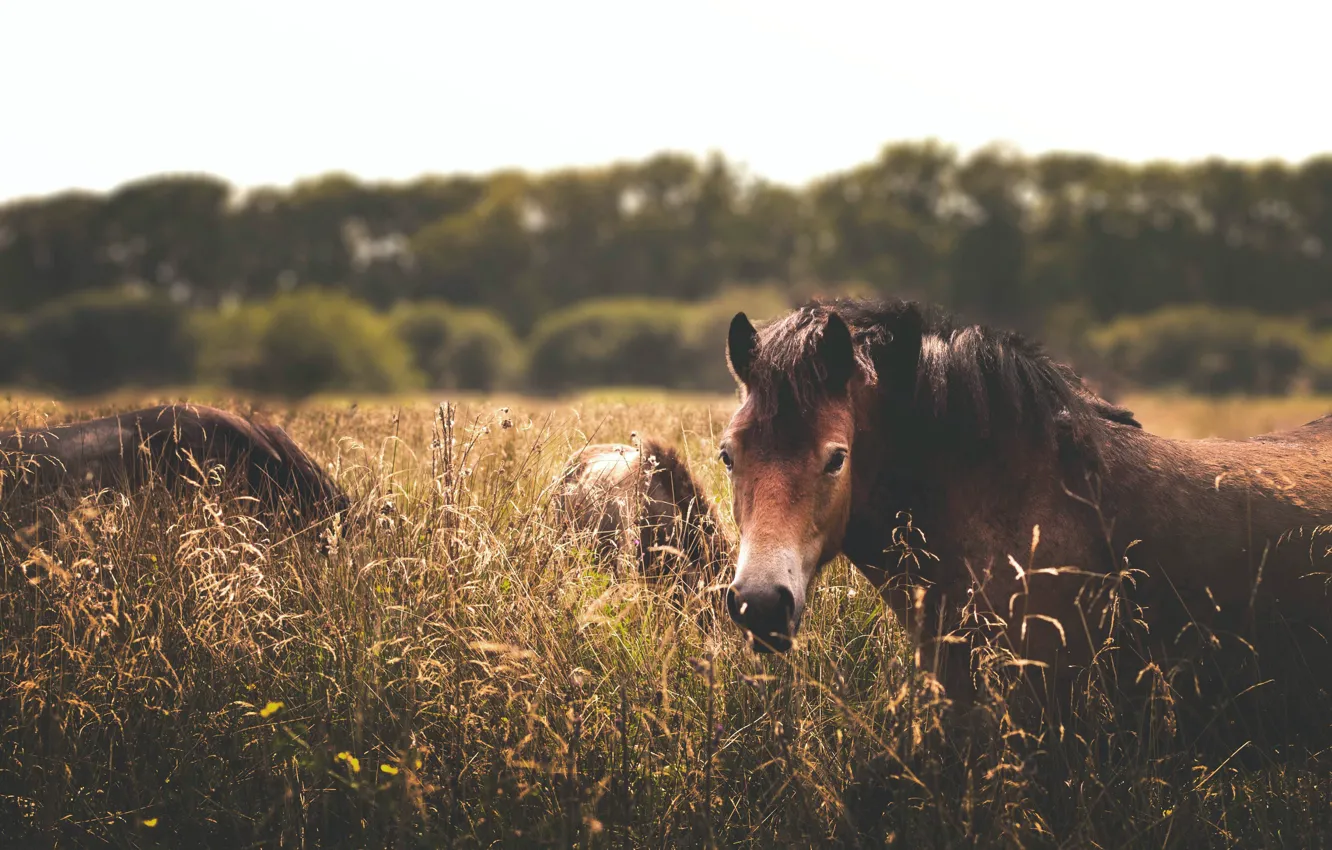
[
  {"x1": 719, "y1": 448, "x2": 733, "y2": 472},
  {"x1": 824, "y1": 449, "x2": 848, "y2": 475}
]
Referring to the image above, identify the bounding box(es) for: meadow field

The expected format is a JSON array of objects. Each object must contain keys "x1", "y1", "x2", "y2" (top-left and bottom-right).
[{"x1": 2, "y1": 389, "x2": 1332, "y2": 848}]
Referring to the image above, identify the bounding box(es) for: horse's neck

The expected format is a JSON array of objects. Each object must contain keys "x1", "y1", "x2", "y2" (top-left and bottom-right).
[
  {"x1": 845, "y1": 429, "x2": 1113, "y2": 584},
  {"x1": 929, "y1": 442, "x2": 1074, "y2": 564}
]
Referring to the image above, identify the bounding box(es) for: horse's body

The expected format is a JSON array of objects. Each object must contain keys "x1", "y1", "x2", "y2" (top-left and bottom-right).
[
  {"x1": 556, "y1": 438, "x2": 728, "y2": 584},
  {"x1": 0, "y1": 404, "x2": 349, "y2": 533},
  {"x1": 849, "y1": 403, "x2": 1332, "y2": 698},
  {"x1": 719, "y1": 298, "x2": 1332, "y2": 723}
]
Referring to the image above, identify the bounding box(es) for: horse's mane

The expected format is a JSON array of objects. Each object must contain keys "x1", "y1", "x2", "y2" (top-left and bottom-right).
[
  {"x1": 638, "y1": 438, "x2": 720, "y2": 528},
  {"x1": 637, "y1": 437, "x2": 728, "y2": 563},
  {"x1": 746, "y1": 298, "x2": 1140, "y2": 446},
  {"x1": 249, "y1": 419, "x2": 352, "y2": 519},
  {"x1": 151, "y1": 405, "x2": 350, "y2": 519}
]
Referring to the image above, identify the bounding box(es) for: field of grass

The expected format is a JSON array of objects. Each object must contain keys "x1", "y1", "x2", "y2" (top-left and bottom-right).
[{"x1": 2, "y1": 390, "x2": 1331, "y2": 848}]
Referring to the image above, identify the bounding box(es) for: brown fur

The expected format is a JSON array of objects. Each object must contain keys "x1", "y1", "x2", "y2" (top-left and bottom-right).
[
  {"x1": 555, "y1": 437, "x2": 728, "y2": 585},
  {"x1": 0, "y1": 404, "x2": 350, "y2": 535},
  {"x1": 721, "y1": 298, "x2": 1332, "y2": 732}
]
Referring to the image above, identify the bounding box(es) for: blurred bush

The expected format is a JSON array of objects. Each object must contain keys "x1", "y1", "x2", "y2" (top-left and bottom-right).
[
  {"x1": 1088, "y1": 306, "x2": 1318, "y2": 395},
  {"x1": 1309, "y1": 334, "x2": 1332, "y2": 393},
  {"x1": 0, "y1": 316, "x2": 21, "y2": 386},
  {"x1": 390, "y1": 301, "x2": 520, "y2": 392},
  {"x1": 684, "y1": 285, "x2": 795, "y2": 389},
  {"x1": 17, "y1": 288, "x2": 195, "y2": 395},
  {"x1": 193, "y1": 289, "x2": 421, "y2": 397},
  {"x1": 525, "y1": 286, "x2": 792, "y2": 393},
  {"x1": 526, "y1": 298, "x2": 693, "y2": 393},
  {"x1": 7, "y1": 284, "x2": 1331, "y2": 400}
]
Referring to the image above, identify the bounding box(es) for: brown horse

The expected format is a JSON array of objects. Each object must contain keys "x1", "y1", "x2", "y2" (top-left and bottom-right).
[
  {"x1": 719, "y1": 298, "x2": 1332, "y2": 718},
  {"x1": 0, "y1": 404, "x2": 350, "y2": 536},
  {"x1": 556, "y1": 437, "x2": 728, "y2": 585}
]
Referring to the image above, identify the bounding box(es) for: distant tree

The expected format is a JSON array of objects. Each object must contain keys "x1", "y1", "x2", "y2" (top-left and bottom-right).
[
  {"x1": 525, "y1": 298, "x2": 695, "y2": 393},
  {"x1": 101, "y1": 174, "x2": 232, "y2": 302},
  {"x1": 724, "y1": 181, "x2": 809, "y2": 282},
  {"x1": 1089, "y1": 306, "x2": 1315, "y2": 395},
  {"x1": 948, "y1": 146, "x2": 1029, "y2": 326},
  {"x1": 410, "y1": 175, "x2": 542, "y2": 327},
  {"x1": 0, "y1": 315, "x2": 22, "y2": 385},
  {"x1": 0, "y1": 192, "x2": 111, "y2": 309},
  {"x1": 809, "y1": 141, "x2": 956, "y2": 299},
  {"x1": 2, "y1": 142, "x2": 1331, "y2": 383},
  {"x1": 524, "y1": 287, "x2": 795, "y2": 394}
]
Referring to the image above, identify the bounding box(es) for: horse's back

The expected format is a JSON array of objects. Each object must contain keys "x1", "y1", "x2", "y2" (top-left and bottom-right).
[
  {"x1": 556, "y1": 443, "x2": 643, "y2": 559},
  {"x1": 562, "y1": 444, "x2": 641, "y2": 491},
  {"x1": 1295, "y1": 412, "x2": 1332, "y2": 431},
  {"x1": 1241, "y1": 411, "x2": 1332, "y2": 448},
  {"x1": 1121, "y1": 416, "x2": 1332, "y2": 541},
  {"x1": 558, "y1": 443, "x2": 642, "y2": 509},
  {"x1": 1, "y1": 404, "x2": 347, "y2": 526},
  {"x1": 1099, "y1": 418, "x2": 1332, "y2": 646},
  {"x1": 2, "y1": 409, "x2": 149, "y2": 493},
  {"x1": 557, "y1": 439, "x2": 688, "y2": 523},
  {"x1": 1290, "y1": 412, "x2": 1332, "y2": 441},
  {"x1": 1097, "y1": 414, "x2": 1332, "y2": 746}
]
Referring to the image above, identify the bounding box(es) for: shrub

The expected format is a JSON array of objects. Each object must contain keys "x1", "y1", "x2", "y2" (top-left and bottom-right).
[
  {"x1": 526, "y1": 299, "x2": 692, "y2": 393},
  {"x1": 193, "y1": 289, "x2": 421, "y2": 397},
  {"x1": 683, "y1": 285, "x2": 794, "y2": 390},
  {"x1": 0, "y1": 316, "x2": 21, "y2": 386},
  {"x1": 525, "y1": 288, "x2": 793, "y2": 395},
  {"x1": 1089, "y1": 306, "x2": 1316, "y2": 395},
  {"x1": 18, "y1": 288, "x2": 195, "y2": 395},
  {"x1": 1309, "y1": 333, "x2": 1332, "y2": 393},
  {"x1": 390, "y1": 301, "x2": 520, "y2": 392}
]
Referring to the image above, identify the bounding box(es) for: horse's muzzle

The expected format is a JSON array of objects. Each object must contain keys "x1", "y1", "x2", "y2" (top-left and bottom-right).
[{"x1": 726, "y1": 583, "x2": 796, "y2": 653}]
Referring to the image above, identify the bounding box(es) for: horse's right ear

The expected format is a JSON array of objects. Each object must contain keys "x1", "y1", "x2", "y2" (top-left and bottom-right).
[{"x1": 727, "y1": 312, "x2": 758, "y2": 386}]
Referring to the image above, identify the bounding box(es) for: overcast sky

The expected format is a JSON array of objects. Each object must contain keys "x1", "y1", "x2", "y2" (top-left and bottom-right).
[{"x1": 2, "y1": 0, "x2": 1327, "y2": 201}]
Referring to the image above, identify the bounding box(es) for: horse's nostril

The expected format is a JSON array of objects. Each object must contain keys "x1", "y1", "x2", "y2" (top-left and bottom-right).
[
  {"x1": 725, "y1": 586, "x2": 744, "y2": 623},
  {"x1": 775, "y1": 585, "x2": 795, "y2": 624}
]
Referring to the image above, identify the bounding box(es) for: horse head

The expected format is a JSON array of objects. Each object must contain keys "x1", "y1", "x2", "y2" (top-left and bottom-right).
[{"x1": 720, "y1": 307, "x2": 885, "y2": 652}]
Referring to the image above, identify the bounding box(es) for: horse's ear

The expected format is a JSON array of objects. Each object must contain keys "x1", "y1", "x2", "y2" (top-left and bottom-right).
[
  {"x1": 727, "y1": 312, "x2": 758, "y2": 385},
  {"x1": 819, "y1": 312, "x2": 856, "y2": 391}
]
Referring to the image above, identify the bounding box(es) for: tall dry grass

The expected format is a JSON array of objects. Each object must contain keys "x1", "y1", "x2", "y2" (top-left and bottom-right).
[{"x1": 1, "y1": 392, "x2": 1331, "y2": 848}]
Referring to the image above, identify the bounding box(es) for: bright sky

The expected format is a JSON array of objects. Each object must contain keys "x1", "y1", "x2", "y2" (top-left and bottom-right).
[{"x1": 2, "y1": 0, "x2": 1327, "y2": 202}]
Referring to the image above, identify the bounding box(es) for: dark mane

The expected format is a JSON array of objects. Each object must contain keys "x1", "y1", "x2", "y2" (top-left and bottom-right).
[
  {"x1": 637, "y1": 437, "x2": 727, "y2": 566},
  {"x1": 640, "y1": 440, "x2": 712, "y2": 516},
  {"x1": 745, "y1": 298, "x2": 1140, "y2": 444}
]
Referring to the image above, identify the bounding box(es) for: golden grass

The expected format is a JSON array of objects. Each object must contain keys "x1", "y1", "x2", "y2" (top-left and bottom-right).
[
  {"x1": 1122, "y1": 393, "x2": 1332, "y2": 440},
  {"x1": 0, "y1": 390, "x2": 1330, "y2": 848}
]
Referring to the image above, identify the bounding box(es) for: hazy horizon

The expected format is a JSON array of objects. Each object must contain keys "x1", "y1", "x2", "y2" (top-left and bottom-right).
[{"x1": 4, "y1": 0, "x2": 1329, "y2": 202}]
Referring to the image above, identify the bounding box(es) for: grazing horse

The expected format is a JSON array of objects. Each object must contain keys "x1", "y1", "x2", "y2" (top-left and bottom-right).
[
  {"x1": 556, "y1": 438, "x2": 728, "y2": 584},
  {"x1": 719, "y1": 298, "x2": 1332, "y2": 720},
  {"x1": 0, "y1": 404, "x2": 350, "y2": 535}
]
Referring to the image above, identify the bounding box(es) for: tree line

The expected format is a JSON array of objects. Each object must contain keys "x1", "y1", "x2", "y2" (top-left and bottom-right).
[{"x1": 3, "y1": 141, "x2": 1331, "y2": 396}]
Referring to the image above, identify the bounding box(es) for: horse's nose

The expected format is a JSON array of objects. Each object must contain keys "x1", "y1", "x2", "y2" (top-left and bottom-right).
[{"x1": 726, "y1": 582, "x2": 795, "y2": 652}]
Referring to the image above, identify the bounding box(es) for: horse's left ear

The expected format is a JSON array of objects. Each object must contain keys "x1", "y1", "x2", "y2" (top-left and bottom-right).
[
  {"x1": 819, "y1": 313, "x2": 857, "y2": 391},
  {"x1": 727, "y1": 312, "x2": 758, "y2": 386}
]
